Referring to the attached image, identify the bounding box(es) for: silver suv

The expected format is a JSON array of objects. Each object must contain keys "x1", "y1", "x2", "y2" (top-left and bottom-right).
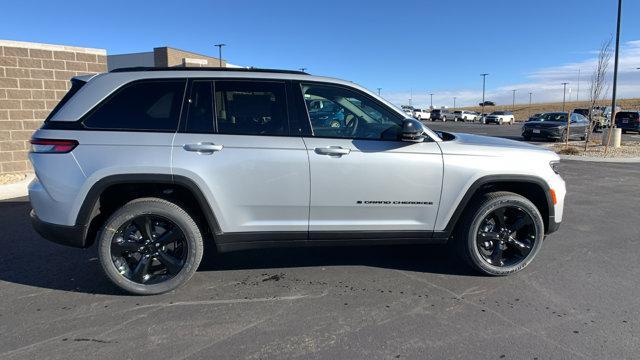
[{"x1": 29, "y1": 68, "x2": 565, "y2": 295}]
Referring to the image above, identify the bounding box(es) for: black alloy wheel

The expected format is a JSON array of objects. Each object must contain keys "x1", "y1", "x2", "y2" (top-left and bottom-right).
[
  {"x1": 110, "y1": 214, "x2": 188, "y2": 285},
  {"x1": 475, "y1": 206, "x2": 536, "y2": 267}
]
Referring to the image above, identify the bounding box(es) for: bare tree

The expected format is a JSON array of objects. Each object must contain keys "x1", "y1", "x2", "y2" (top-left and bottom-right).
[{"x1": 584, "y1": 37, "x2": 613, "y2": 151}]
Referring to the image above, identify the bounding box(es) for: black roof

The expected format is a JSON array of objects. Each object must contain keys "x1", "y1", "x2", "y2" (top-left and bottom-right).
[{"x1": 109, "y1": 66, "x2": 309, "y2": 75}]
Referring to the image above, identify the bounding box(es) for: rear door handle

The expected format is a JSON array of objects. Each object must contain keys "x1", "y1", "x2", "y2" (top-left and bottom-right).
[
  {"x1": 183, "y1": 142, "x2": 224, "y2": 154},
  {"x1": 314, "y1": 146, "x2": 350, "y2": 156}
]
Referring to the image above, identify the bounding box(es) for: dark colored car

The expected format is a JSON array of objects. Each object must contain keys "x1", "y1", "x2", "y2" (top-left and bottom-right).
[
  {"x1": 615, "y1": 111, "x2": 640, "y2": 133},
  {"x1": 307, "y1": 99, "x2": 345, "y2": 128},
  {"x1": 522, "y1": 112, "x2": 590, "y2": 141}
]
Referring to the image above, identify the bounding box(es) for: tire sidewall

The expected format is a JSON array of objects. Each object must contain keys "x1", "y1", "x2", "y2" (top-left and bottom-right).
[
  {"x1": 465, "y1": 196, "x2": 544, "y2": 275},
  {"x1": 98, "y1": 199, "x2": 203, "y2": 295}
]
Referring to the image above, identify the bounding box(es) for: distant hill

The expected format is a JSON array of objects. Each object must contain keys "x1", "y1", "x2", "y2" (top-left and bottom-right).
[{"x1": 460, "y1": 98, "x2": 640, "y2": 121}]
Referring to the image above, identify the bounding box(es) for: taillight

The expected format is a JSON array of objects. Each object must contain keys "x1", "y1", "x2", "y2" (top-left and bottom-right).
[{"x1": 30, "y1": 138, "x2": 78, "y2": 153}]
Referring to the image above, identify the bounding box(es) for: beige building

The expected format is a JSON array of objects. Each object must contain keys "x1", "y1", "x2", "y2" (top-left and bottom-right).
[
  {"x1": 0, "y1": 40, "x2": 107, "y2": 175},
  {"x1": 108, "y1": 47, "x2": 228, "y2": 70}
]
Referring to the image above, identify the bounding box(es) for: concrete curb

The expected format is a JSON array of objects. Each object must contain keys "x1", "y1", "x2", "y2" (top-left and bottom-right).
[
  {"x1": 0, "y1": 173, "x2": 34, "y2": 200},
  {"x1": 559, "y1": 155, "x2": 640, "y2": 163}
]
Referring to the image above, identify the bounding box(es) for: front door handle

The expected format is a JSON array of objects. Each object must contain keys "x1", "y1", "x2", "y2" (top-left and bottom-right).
[
  {"x1": 183, "y1": 142, "x2": 224, "y2": 154},
  {"x1": 314, "y1": 146, "x2": 351, "y2": 157}
]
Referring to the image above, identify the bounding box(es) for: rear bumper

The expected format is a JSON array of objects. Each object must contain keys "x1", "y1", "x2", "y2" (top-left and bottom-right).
[
  {"x1": 616, "y1": 123, "x2": 640, "y2": 131},
  {"x1": 30, "y1": 210, "x2": 89, "y2": 248}
]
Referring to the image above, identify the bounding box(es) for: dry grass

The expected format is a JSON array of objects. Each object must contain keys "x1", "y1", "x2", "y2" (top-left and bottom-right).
[{"x1": 460, "y1": 98, "x2": 640, "y2": 122}]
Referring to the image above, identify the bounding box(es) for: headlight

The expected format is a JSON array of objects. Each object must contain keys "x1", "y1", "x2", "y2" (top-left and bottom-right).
[{"x1": 550, "y1": 161, "x2": 560, "y2": 174}]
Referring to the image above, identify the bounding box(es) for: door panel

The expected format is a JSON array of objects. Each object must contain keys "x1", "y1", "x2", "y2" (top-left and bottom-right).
[
  {"x1": 172, "y1": 134, "x2": 310, "y2": 233},
  {"x1": 304, "y1": 137, "x2": 443, "y2": 232}
]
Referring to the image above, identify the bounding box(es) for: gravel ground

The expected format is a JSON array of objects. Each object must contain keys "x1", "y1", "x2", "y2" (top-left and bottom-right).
[
  {"x1": 0, "y1": 173, "x2": 27, "y2": 185},
  {"x1": 553, "y1": 141, "x2": 640, "y2": 158}
]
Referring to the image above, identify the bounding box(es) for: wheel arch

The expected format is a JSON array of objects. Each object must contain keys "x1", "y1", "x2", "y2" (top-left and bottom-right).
[
  {"x1": 436, "y1": 175, "x2": 554, "y2": 239},
  {"x1": 75, "y1": 174, "x2": 221, "y2": 248}
]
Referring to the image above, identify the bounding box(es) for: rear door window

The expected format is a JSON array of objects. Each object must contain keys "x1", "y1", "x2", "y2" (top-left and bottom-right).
[
  {"x1": 83, "y1": 80, "x2": 186, "y2": 131},
  {"x1": 214, "y1": 81, "x2": 289, "y2": 136},
  {"x1": 185, "y1": 80, "x2": 215, "y2": 133}
]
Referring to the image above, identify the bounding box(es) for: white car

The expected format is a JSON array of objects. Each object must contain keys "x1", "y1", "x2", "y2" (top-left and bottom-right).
[
  {"x1": 413, "y1": 108, "x2": 431, "y2": 120},
  {"x1": 458, "y1": 110, "x2": 479, "y2": 122},
  {"x1": 485, "y1": 111, "x2": 515, "y2": 125}
]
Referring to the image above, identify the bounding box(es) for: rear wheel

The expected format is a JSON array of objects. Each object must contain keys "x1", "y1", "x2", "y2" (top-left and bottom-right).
[
  {"x1": 453, "y1": 192, "x2": 544, "y2": 275},
  {"x1": 98, "y1": 197, "x2": 204, "y2": 295}
]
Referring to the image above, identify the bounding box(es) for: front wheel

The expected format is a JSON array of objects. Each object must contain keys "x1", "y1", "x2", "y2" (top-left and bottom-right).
[
  {"x1": 98, "y1": 197, "x2": 204, "y2": 295},
  {"x1": 453, "y1": 191, "x2": 544, "y2": 275}
]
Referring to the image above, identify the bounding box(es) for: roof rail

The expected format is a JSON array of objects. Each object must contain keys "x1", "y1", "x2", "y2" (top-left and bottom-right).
[{"x1": 109, "y1": 66, "x2": 309, "y2": 75}]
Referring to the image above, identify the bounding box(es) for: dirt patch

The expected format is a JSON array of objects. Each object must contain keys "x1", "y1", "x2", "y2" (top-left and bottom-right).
[
  {"x1": 551, "y1": 141, "x2": 640, "y2": 158},
  {"x1": 0, "y1": 173, "x2": 27, "y2": 185}
]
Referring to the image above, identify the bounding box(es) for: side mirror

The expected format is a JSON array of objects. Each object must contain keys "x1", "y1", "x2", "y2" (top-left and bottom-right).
[{"x1": 401, "y1": 118, "x2": 427, "y2": 142}]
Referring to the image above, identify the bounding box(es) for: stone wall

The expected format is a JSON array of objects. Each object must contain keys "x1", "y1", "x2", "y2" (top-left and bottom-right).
[{"x1": 0, "y1": 40, "x2": 106, "y2": 174}]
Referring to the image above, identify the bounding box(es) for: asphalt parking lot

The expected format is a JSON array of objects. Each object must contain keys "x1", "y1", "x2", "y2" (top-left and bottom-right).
[
  {"x1": 1, "y1": 137, "x2": 639, "y2": 359},
  {"x1": 426, "y1": 120, "x2": 640, "y2": 143}
]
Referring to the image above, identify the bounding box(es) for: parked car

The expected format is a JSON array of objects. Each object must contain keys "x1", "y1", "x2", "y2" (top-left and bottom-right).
[
  {"x1": 29, "y1": 67, "x2": 565, "y2": 294},
  {"x1": 307, "y1": 99, "x2": 345, "y2": 128},
  {"x1": 458, "y1": 110, "x2": 479, "y2": 122},
  {"x1": 401, "y1": 105, "x2": 414, "y2": 117},
  {"x1": 485, "y1": 111, "x2": 515, "y2": 125},
  {"x1": 615, "y1": 111, "x2": 640, "y2": 133},
  {"x1": 413, "y1": 108, "x2": 431, "y2": 120},
  {"x1": 430, "y1": 109, "x2": 458, "y2": 122},
  {"x1": 575, "y1": 108, "x2": 607, "y2": 132},
  {"x1": 522, "y1": 112, "x2": 589, "y2": 141}
]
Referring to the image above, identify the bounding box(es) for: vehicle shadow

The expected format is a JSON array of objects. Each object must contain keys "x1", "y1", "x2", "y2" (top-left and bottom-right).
[{"x1": 0, "y1": 199, "x2": 476, "y2": 296}]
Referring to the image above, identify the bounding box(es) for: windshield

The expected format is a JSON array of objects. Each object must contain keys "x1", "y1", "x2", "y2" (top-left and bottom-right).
[
  {"x1": 490, "y1": 111, "x2": 505, "y2": 115},
  {"x1": 538, "y1": 113, "x2": 567, "y2": 122}
]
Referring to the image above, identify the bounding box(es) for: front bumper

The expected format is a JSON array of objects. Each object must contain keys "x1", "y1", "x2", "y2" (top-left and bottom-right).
[
  {"x1": 30, "y1": 210, "x2": 89, "y2": 248},
  {"x1": 522, "y1": 128, "x2": 562, "y2": 139}
]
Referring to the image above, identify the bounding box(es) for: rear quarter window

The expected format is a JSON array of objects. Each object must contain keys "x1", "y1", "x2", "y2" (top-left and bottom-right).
[{"x1": 83, "y1": 79, "x2": 186, "y2": 131}]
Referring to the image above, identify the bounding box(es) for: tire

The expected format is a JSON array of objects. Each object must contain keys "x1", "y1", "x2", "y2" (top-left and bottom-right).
[
  {"x1": 98, "y1": 197, "x2": 204, "y2": 295},
  {"x1": 499, "y1": 119, "x2": 503, "y2": 125},
  {"x1": 622, "y1": 129, "x2": 627, "y2": 134},
  {"x1": 453, "y1": 191, "x2": 544, "y2": 276},
  {"x1": 523, "y1": 135, "x2": 531, "y2": 141},
  {"x1": 559, "y1": 130, "x2": 568, "y2": 142}
]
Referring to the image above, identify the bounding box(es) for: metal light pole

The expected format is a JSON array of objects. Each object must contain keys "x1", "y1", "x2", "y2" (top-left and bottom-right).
[
  {"x1": 561, "y1": 82, "x2": 569, "y2": 112},
  {"x1": 606, "y1": 0, "x2": 623, "y2": 152},
  {"x1": 377, "y1": 88, "x2": 382, "y2": 96},
  {"x1": 453, "y1": 97, "x2": 456, "y2": 110},
  {"x1": 480, "y1": 73, "x2": 489, "y2": 116},
  {"x1": 214, "y1": 43, "x2": 226, "y2": 67},
  {"x1": 429, "y1": 93, "x2": 434, "y2": 108},
  {"x1": 529, "y1": 92, "x2": 533, "y2": 107},
  {"x1": 512, "y1": 89, "x2": 516, "y2": 110},
  {"x1": 576, "y1": 68, "x2": 581, "y2": 102}
]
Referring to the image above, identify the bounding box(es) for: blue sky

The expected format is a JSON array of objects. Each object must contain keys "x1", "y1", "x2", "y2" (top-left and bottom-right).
[{"x1": 3, "y1": 0, "x2": 639, "y2": 107}]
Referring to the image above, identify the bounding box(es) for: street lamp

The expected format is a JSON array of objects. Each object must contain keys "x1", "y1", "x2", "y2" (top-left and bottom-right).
[
  {"x1": 511, "y1": 89, "x2": 516, "y2": 110},
  {"x1": 429, "y1": 93, "x2": 434, "y2": 108},
  {"x1": 605, "y1": 0, "x2": 623, "y2": 152},
  {"x1": 561, "y1": 82, "x2": 569, "y2": 112},
  {"x1": 377, "y1": 88, "x2": 382, "y2": 96},
  {"x1": 529, "y1": 92, "x2": 533, "y2": 107},
  {"x1": 453, "y1": 97, "x2": 457, "y2": 110},
  {"x1": 214, "y1": 43, "x2": 226, "y2": 67},
  {"x1": 480, "y1": 73, "x2": 489, "y2": 115}
]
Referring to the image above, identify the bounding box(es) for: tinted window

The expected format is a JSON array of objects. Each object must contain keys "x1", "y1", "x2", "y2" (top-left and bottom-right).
[
  {"x1": 46, "y1": 78, "x2": 86, "y2": 122},
  {"x1": 215, "y1": 81, "x2": 288, "y2": 136},
  {"x1": 185, "y1": 81, "x2": 214, "y2": 133},
  {"x1": 84, "y1": 80, "x2": 186, "y2": 131},
  {"x1": 301, "y1": 83, "x2": 403, "y2": 140}
]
